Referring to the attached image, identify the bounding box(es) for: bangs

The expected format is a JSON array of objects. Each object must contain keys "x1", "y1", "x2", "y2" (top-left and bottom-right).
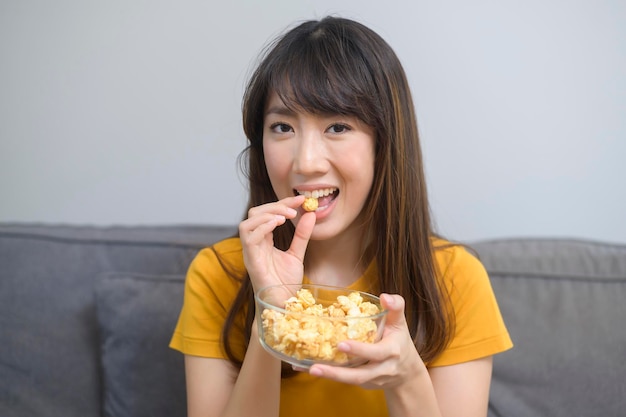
[{"x1": 266, "y1": 27, "x2": 381, "y2": 126}]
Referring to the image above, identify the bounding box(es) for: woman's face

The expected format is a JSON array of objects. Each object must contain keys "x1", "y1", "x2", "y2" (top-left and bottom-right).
[{"x1": 262, "y1": 91, "x2": 376, "y2": 241}]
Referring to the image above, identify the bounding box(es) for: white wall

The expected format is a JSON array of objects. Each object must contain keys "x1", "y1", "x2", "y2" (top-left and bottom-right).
[{"x1": 1, "y1": 0, "x2": 625, "y2": 243}]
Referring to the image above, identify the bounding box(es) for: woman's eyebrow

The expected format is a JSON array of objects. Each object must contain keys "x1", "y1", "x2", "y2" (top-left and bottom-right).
[{"x1": 265, "y1": 105, "x2": 296, "y2": 117}]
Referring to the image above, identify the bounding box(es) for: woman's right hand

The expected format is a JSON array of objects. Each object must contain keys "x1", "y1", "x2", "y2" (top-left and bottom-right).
[{"x1": 239, "y1": 195, "x2": 316, "y2": 294}]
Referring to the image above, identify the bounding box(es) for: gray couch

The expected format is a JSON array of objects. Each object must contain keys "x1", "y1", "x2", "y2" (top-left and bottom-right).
[{"x1": 1, "y1": 223, "x2": 625, "y2": 417}]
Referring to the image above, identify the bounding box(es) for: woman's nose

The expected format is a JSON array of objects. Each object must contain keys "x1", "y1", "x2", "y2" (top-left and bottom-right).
[{"x1": 293, "y1": 131, "x2": 328, "y2": 175}]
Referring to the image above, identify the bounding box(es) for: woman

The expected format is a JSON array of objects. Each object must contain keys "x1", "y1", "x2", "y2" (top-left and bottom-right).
[{"x1": 170, "y1": 16, "x2": 512, "y2": 417}]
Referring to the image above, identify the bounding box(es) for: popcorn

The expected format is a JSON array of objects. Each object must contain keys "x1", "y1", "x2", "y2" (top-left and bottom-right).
[
  {"x1": 260, "y1": 289, "x2": 381, "y2": 363},
  {"x1": 302, "y1": 197, "x2": 318, "y2": 212}
]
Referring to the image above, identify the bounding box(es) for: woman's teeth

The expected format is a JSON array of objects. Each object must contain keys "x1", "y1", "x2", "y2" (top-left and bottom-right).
[{"x1": 298, "y1": 188, "x2": 337, "y2": 199}]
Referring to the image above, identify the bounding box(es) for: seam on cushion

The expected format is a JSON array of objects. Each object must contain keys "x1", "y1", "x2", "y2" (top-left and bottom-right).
[
  {"x1": 98, "y1": 272, "x2": 186, "y2": 283},
  {"x1": 489, "y1": 272, "x2": 626, "y2": 283},
  {"x1": 472, "y1": 237, "x2": 626, "y2": 250},
  {"x1": 0, "y1": 231, "x2": 209, "y2": 250}
]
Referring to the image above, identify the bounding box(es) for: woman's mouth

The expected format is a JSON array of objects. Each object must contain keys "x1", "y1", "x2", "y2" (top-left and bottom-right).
[{"x1": 294, "y1": 188, "x2": 339, "y2": 211}]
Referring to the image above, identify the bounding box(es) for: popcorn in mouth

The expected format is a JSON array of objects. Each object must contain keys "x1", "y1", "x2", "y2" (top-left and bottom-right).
[{"x1": 302, "y1": 197, "x2": 318, "y2": 212}]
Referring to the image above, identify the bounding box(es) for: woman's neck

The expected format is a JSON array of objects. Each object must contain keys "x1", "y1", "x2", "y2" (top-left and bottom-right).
[{"x1": 304, "y1": 225, "x2": 373, "y2": 287}]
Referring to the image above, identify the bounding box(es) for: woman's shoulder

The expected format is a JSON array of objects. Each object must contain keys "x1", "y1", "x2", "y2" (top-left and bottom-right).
[
  {"x1": 210, "y1": 236, "x2": 243, "y2": 254},
  {"x1": 428, "y1": 237, "x2": 513, "y2": 366},
  {"x1": 191, "y1": 236, "x2": 245, "y2": 276},
  {"x1": 196, "y1": 236, "x2": 242, "y2": 256},
  {"x1": 431, "y1": 237, "x2": 487, "y2": 282}
]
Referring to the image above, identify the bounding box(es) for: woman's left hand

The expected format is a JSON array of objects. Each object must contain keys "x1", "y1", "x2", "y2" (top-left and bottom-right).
[{"x1": 308, "y1": 293, "x2": 426, "y2": 390}]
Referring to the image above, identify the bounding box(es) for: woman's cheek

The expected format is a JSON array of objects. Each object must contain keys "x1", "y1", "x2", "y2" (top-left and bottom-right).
[{"x1": 264, "y1": 144, "x2": 292, "y2": 197}]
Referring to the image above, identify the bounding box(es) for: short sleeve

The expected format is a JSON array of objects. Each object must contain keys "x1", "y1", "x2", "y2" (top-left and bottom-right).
[
  {"x1": 428, "y1": 244, "x2": 513, "y2": 367},
  {"x1": 169, "y1": 238, "x2": 247, "y2": 359}
]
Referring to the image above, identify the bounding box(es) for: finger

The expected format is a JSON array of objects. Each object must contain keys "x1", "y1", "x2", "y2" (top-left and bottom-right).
[
  {"x1": 380, "y1": 293, "x2": 407, "y2": 330},
  {"x1": 240, "y1": 212, "x2": 286, "y2": 235},
  {"x1": 336, "y1": 332, "x2": 401, "y2": 364},
  {"x1": 239, "y1": 213, "x2": 286, "y2": 245},
  {"x1": 286, "y1": 194, "x2": 306, "y2": 208},
  {"x1": 309, "y1": 361, "x2": 378, "y2": 386},
  {"x1": 282, "y1": 195, "x2": 305, "y2": 218},
  {"x1": 286, "y1": 211, "x2": 316, "y2": 262},
  {"x1": 334, "y1": 340, "x2": 384, "y2": 363},
  {"x1": 247, "y1": 199, "x2": 300, "y2": 219}
]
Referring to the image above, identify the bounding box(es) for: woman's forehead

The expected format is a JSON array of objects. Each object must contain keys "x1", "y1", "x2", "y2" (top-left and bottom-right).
[
  {"x1": 264, "y1": 84, "x2": 355, "y2": 118},
  {"x1": 264, "y1": 91, "x2": 295, "y2": 117},
  {"x1": 264, "y1": 90, "x2": 344, "y2": 119}
]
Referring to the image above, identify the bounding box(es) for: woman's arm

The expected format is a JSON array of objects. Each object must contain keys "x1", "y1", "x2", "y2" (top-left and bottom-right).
[
  {"x1": 428, "y1": 356, "x2": 493, "y2": 417},
  {"x1": 185, "y1": 321, "x2": 283, "y2": 417},
  {"x1": 185, "y1": 356, "x2": 236, "y2": 417},
  {"x1": 184, "y1": 198, "x2": 315, "y2": 417},
  {"x1": 382, "y1": 356, "x2": 493, "y2": 417}
]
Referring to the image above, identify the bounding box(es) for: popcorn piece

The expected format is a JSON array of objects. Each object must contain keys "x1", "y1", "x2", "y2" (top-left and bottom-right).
[
  {"x1": 348, "y1": 291, "x2": 364, "y2": 306},
  {"x1": 296, "y1": 288, "x2": 316, "y2": 308},
  {"x1": 302, "y1": 197, "x2": 318, "y2": 212},
  {"x1": 284, "y1": 296, "x2": 304, "y2": 312},
  {"x1": 261, "y1": 289, "x2": 382, "y2": 364},
  {"x1": 359, "y1": 301, "x2": 381, "y2": 316},
  {"x1": 327, "y1": 305, "x2": 346, "y2": 318}
]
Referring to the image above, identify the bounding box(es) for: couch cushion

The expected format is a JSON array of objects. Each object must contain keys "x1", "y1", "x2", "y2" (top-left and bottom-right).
[
  {"x1": 95, "y1": 272, "x2": 187, "y2": 417},
  {"x1": 473, "y1": 238, "x2": 626, "y2": 417},
  {"x1": 0, "y1": 224, "x2": 235, "y2": 417}
]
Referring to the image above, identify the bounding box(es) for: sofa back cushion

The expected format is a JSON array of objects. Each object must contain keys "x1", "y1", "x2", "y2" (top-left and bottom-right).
[
  {"x1": 474, "y1": 238, "x2": 626, "y2": 417},
  {"x1": 95, "y1": 271, "x2": 187, "y2": 417}
]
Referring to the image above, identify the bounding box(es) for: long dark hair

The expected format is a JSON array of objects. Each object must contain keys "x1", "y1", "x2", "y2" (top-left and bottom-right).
[{"x1": 221, "y1": 16, "x2": 453, "y2": 371}]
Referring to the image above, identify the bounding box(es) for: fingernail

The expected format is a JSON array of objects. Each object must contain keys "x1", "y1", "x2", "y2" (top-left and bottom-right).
[
  {"x1": 383, "y1": 293, "x2": 394, "y2": 306},
  {"x1": 287, "y1": 208, "x2": 297, "y2": 216},
  {"x1": 337, "y1": 342, "x2": 350, "y2": 352}
]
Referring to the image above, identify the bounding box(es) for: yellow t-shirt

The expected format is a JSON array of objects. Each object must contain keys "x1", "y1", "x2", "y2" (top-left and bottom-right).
[{"x1": 170, "y1": 237, "x2": 512, "y2": 417}]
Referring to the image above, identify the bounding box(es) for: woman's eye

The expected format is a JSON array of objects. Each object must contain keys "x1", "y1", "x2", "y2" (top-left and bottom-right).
[
  {"x1": 327, "y1": 124, "x2": 350, "y2": 134},
  {"x1": 270, "y1": 123, "x2": 293, "y2": 133}
]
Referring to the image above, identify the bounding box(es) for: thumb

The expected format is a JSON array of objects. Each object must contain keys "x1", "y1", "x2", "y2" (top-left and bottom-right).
[
  {"x1": 380, "y1": 293, "x2": 407, "y2": 330},
  {"x1": 286, "y1": 212, "x2": 316, "y2": 262}
]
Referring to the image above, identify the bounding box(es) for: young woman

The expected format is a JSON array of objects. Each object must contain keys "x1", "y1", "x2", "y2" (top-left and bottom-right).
[{"x1": 170, "y1": 16, "x2": 512, "y2": 417}]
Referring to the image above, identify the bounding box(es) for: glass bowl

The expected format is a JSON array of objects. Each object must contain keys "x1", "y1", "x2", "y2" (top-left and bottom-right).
[{"x1": 255, "y1": 283, "x2": 387, "y2": 368}]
